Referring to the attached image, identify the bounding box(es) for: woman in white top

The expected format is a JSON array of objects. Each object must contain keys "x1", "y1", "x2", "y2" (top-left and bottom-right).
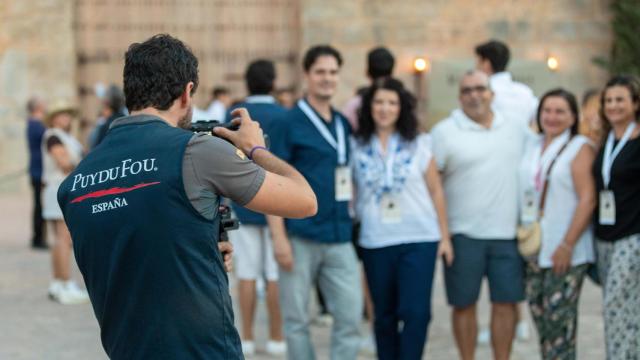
[
  {"x1": 518, "y1": 88, "x2": 596, "y2": 360},
  {"x1": 42, "y1": 103, "x2": 88, "y2": 305},
  {"x1": 352, "y1": 78, "x2": 453, "y2": 360}
]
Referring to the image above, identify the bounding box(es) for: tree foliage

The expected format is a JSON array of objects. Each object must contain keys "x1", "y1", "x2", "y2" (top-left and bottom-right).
[{"x1": 594, "y1": 0, "x2": 640, "y2": 76}]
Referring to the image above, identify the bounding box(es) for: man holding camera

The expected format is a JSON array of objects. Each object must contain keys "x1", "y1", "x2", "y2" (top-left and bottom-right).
[{"x1": 57, "y1": 34, "x2": 317, "y2": 359}]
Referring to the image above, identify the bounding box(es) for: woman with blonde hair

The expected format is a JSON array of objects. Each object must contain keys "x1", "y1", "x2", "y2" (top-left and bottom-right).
[{"x1": 42, "y1": 101, "x2": 88, "y2": 304}]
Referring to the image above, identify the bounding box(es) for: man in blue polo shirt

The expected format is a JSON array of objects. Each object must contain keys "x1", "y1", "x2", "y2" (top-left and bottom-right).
[
  {"x1": 225, "y1": 59, "x2": 288, "y2": 356},
  {"x1": 268, "y1": 45, "x2": 363, "y2": 360},
  {"x1": 26, "y1": 97, "x2": 47, "y2": 249},
  {"x1": 57, "y1": 34, "x2": 317, "y2": 360}
]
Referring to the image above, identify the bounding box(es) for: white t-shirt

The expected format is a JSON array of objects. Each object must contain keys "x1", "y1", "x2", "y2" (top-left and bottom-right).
[
  {"x1": 518, "y1": 132, "x2": 595, "y2": 267},
  {"x1": 192, "y1": 100, "x2": 227, "y2": 122},
  {"x1": 352, "y1": 133, "x2": 441, "y2": 249},
  {"x1": 431, "y1": 109, "x2": 531, "y2": 239},
  {"x1": 490, "y1": 72, "x2": 538, "y2": 127}
]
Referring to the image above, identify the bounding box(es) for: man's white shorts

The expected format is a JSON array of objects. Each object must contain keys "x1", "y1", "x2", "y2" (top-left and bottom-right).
[{"x1": 229, "y1": 224, "x2": 278, "y2": 281}]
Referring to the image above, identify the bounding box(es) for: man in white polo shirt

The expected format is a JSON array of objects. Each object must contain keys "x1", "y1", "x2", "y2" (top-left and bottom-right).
[
  {"x1": 475, "y1": 39, "x2": 535, "y2": 343},
  {"x1": 431, "y1": 70, "x2": 529, "y2": 360},
  {"x1": 475, "y1": 39, "x2": 538, "y2": 128}
]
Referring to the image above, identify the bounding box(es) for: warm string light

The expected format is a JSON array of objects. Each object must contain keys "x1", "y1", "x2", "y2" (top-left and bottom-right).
[
  {"x1": 547, "y1": 56, "x2": 559, "y2": 71},
  {"x1": 413, "y1": 57, "x2": 429, "y2": 73}
]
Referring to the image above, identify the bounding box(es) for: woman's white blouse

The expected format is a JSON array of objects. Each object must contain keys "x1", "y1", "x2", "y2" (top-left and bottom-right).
[
  {"x1": 351, "y1": 133, "x2": 441, "y2": 249},
  {"x1": 518, "y1": 132, "x2": 595, "y2": 267}
]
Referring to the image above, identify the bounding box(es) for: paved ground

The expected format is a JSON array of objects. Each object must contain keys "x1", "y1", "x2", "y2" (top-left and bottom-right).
[{"x1": 0, "y1": 188, "x2": 606, "y2": 359}]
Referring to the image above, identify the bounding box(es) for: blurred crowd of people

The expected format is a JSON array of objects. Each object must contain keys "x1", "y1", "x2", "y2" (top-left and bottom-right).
[{"x1": 25, "y1": 38, "x2": 639, "y2": 360}]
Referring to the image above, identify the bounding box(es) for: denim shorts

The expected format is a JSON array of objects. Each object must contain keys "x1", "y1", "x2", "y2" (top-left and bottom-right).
[{"x1": 444, "y1": 234, "x2": 525, "y2": 307}]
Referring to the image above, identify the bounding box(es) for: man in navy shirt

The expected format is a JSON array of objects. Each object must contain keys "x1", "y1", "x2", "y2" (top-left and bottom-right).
[
  {"x1": 26, "y1": 97, "x2": 47, "y2": 249},
  {"x1": 269, "y1": 45, "x2": 363, "y2": 360},
  {"x1": 225, "y1": 59, "x2": 288, "y2": 356},
  {"x1": 57, "y1": 34, "x2": 317, "y2": 360}
]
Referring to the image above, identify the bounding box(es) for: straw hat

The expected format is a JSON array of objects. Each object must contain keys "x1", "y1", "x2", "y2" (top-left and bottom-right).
[{"x1": 45, "y1": 100, "x2": 78, "y2": 127}]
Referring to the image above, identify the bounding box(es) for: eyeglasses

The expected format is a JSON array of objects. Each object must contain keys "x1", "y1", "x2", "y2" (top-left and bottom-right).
[{"x1": 460, "y1": 85, "x2": 488, "y2": 96}]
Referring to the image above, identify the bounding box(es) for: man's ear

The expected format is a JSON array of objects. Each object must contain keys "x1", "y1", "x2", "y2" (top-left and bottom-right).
[{"x1": 180, "y1": 82, "x2": 195, "y2": 107}]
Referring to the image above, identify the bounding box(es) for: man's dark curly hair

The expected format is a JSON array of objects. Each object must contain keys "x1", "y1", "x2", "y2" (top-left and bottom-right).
[
  {"x1": 302, "y1": 45, "x2": 342, "y2": 72},
  {"x1": 123, "y1": 34, "x2": 199, "y2": 111},
  {"x1": 356, "y1": 77, "x2": 418, "y2": 143}
]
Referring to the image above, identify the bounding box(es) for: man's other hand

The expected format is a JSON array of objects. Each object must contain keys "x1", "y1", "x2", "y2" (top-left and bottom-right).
[{"x1": 218, "y1": 241, "x2": 234, "y2": 273}]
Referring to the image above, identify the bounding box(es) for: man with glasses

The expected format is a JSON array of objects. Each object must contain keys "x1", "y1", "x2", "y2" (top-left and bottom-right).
[{"x1": 431, "y1": 70, "x2": 529, "y2": 360}]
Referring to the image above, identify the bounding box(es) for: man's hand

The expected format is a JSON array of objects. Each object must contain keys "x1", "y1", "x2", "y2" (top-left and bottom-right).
[
  {"x1": 273, "y1": 235, "x2": 294, "y2": 272},
  {"x1": 438, "y1": 237, "x2": 454, "y2": 266},
  {"x1": 213, "y1": 108, "x2": 265, "y2": 155},
  {"x1": 218, "y1": 241, "x2": 234, "y2": 273}
]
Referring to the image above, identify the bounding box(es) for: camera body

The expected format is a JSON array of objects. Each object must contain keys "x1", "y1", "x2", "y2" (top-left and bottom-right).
[
  {"x1": 190, "y1": 119, "x2": 270, "y2": 149},
  {"x1": 190, "y1": 120, "x2": 239, "y2": 134}
]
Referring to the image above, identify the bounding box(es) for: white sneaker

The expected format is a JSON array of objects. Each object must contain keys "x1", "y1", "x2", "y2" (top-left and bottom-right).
[
  {"x1": 48, "y1": 280, "x2": 64, "y2": 300},
  {"x1": 516, "y1": 320, "x2": 530, "y2": 341},
  {"x1": 359, "y1": 334, "x2": 376, "y2": 356},
  {"x1": 50, "y1": 280, "x2": 90, "y2": 305},
  {"x1": 241, "y1": 340, "x2": 255, "y2": 356},
  {"x1": 478, "y1": 327, "x2": 491, "y2": 345},
  {"x1": 265, "y1": 340, "x2": 286, "y2": 355}
]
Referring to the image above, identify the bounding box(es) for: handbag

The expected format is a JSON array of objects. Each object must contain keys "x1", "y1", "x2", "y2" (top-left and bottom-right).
[{"x1": 517, "y1": 139, "x2": 572, "y2": 257}]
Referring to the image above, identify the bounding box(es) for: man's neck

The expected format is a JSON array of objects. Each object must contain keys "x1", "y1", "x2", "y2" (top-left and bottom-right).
[
  {"x1": 130, "y1": 108, "x2": 178, "y2": 127},
  {"x1": 471, "y1": 112, "x2": 494, "y2": 129},
  {"x1": 29, "y1": 114, "x2": 43, "y2": 121},
  {"x1": 306, "y1": 95, "x2": 332, "y2": 122}
]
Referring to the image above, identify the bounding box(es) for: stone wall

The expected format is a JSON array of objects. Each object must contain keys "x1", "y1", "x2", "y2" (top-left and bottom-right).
[
  {"x1": 0, "y1": 0, "x2": 76, "y2": 191},
  {"x1": 300, "y1": 0, "x2": 613, "y2": 126},
  {"x1": 0, "y1": 0, "x2": 615, "y2": 185},
  {"x1": 74, "y1": 0, "x2": 300, "y2": 120}
]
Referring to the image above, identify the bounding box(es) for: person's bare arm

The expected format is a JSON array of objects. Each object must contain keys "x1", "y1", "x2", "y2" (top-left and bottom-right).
[
  {"x1": 424, "y1": 157, "x2": 454, "y2": 266},
  {"x1": 551, "y1": 143, "x2": 596, "y2": 274},
  {"x1": 48, "y1": 143, "x2": 74, "y2": 174},
  {"x1": 267, "y1": 214, "x2": 293, "y2": 271},
  {"x1": 244, "y1": 150, "x2": 317, "y2": 218},
  {"x1": 214, "y1": 108, "x2": 317, "y2": 219}
]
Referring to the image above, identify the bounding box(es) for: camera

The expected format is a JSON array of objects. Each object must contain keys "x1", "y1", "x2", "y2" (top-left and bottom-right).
[
  {"x1": 190, "y1": 119, "x2": 270, "y2": 148},
  {"x1": 218, "y1": 204, "x2": 239, "y2": 242},
  {"x1": 190, "y1": 120, "x2": 239, "y2": 134}
]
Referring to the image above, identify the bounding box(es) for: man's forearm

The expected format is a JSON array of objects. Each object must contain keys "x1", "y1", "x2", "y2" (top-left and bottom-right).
[{"x1": 252, "y1": 149, "x2": 306, "y2": 185}]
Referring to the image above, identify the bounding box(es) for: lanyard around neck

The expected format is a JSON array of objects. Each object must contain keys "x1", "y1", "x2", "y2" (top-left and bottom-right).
[
  {"x1": 298, "y1": 98, "x2": 346, "y2": 165},
  {"x1": 602, "y1": 121, "x2": 636, "y2": 188}
]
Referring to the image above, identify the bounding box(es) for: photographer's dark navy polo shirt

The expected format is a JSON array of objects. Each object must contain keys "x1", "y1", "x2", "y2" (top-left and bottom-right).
[
  {"x1": 270, "y1": 101, "x2": 352, "y2": 244},
  {"x1": 57, "y1": 115, "x2": 264, "y2": 359},
  {"x1": 226, "y1": 95, "x2": 287, "y2": 226}
]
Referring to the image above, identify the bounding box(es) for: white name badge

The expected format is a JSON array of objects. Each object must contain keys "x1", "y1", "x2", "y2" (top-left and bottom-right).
[
  {"x1": 380, "y1": 193, "x2": 402, "y2": 224},
  {"x1": 520, "y1": 189, "x2": 538, "y2": 224},
  {"x1": 599, "y1": 190, "x2": 616, "y2": 225},
  {"x1": 335, "y1": 166, "x2": 352, "y2": 201}
]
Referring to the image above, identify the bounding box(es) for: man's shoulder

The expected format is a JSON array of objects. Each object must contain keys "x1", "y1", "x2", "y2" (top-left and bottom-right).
[
  {"x1": 431, "y1": 114, "x2": 457, "y2": 136},
  {"x1": 509, "y1": 81, "x2": 536, "y2": 98},
  {"x1": 27, "y1": 118, "x2": 46, "y2": 133},
  {"x1": 187, "y1": 133, "x2": 238, "y2": 156}
]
